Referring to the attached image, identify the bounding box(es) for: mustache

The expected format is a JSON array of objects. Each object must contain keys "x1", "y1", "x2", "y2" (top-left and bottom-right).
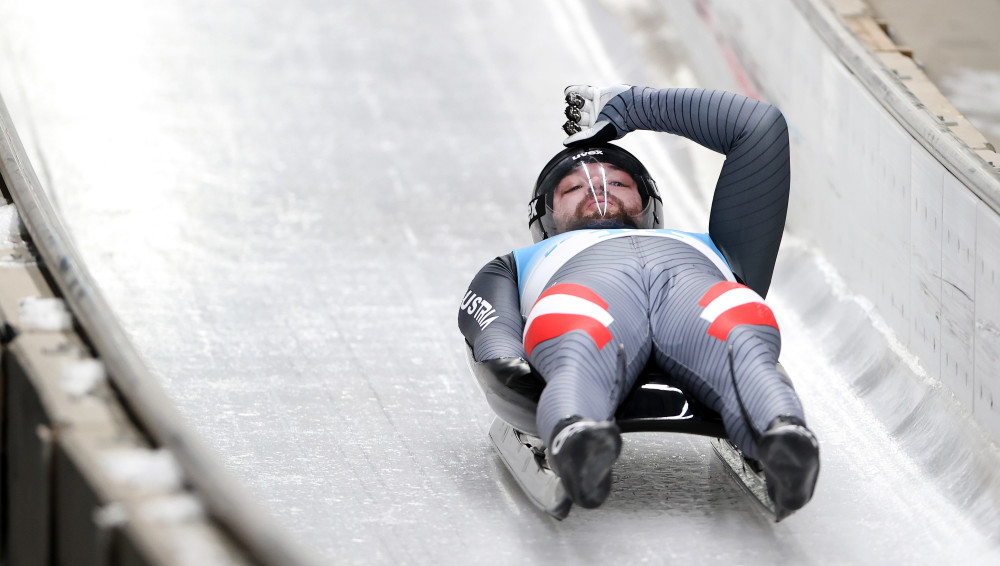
[
  {"x1": 561, "y1": 193, "x2": 639, "y2": 232},
  {"x1": 575, "y1": 193, "x2": 625, "y2": 218}
]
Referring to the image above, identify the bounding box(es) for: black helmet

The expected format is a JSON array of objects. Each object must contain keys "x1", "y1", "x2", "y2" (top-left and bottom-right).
[{"x1": 528, "y1": 143, "x2": 663, "y2": 242}]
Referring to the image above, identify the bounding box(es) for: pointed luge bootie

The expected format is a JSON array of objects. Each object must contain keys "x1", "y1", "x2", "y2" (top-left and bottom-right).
[
  {"x1": 757, "y1": 415, "x2": 820, "y2": 520},
  {"x1": 547, "y1": 417, "x2": 622, "y2": 509}
]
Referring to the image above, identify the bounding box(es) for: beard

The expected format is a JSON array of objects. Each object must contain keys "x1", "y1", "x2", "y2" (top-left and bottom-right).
[{"x1": 560, "y1": 194, "x2": 641, "y2": 232}]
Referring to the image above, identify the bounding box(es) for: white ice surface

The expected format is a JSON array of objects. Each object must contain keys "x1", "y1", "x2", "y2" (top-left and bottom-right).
[
  {"x1": 138, "y1": 494, "x2": 206, "y2": 524},
  {"x1": 0, "y1": 203, "x2": 25, "y2": 247},
  {"x1": 99, "y1": 448, "x2": 185, "y2": 494},
  {"x1": 1, "y1": 0, "x2": 1000, "y2": 564},
  {"x1": 18, "y1": 296, "x2": 72, "y2": 331},
  {"x1": 59, "y1": 358, "x2": 107, "y2": 397}
]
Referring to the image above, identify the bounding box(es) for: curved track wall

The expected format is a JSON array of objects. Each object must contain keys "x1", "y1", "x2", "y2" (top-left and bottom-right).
[
  {"x1": 0, "y1": 94, "x2": 316, "y2": 565},
  {"x1": 661, "y1": 0, "x2": 1000, "y2": 442}
]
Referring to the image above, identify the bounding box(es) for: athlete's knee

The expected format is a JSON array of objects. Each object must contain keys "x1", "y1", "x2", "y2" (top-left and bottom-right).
[
  {"x1": 522, "y1": 283, "x2": 615, "y2": 356},
  {"x1": 697, "y1": 281, "x2": 779, "y2": 343}
]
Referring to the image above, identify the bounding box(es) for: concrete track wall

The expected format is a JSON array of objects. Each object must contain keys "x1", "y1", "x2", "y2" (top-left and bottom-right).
[
  {"x1": 0, "y1": 95, "x2": 315, "y2": 565},
  {"x1": 661, "y1": 0, "x2": 1000, "y2": 443}
]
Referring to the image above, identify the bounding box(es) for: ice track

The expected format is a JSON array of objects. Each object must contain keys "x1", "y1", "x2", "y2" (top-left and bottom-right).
[{"x1": 1, "y1": 0, "x2": 999, "y2": 563}]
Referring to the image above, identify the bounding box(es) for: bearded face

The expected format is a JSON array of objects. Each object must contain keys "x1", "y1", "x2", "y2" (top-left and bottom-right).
[{"x1": 551, "y1": 162, "x2": 644, "y2": 234}]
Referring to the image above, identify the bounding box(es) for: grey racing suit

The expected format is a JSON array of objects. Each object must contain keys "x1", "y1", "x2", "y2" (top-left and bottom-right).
[{"x1": 459, "y1": 87, "x2": 802, "y2": 460}]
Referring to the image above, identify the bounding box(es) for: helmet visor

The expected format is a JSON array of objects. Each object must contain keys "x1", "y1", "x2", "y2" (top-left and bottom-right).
[{"x1": 536, "y1": 159, "x2": 647, "y2": 236}]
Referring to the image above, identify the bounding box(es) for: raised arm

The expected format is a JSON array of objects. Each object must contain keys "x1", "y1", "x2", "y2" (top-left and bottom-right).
[{"x1": 565, "y1": 86, "x2": 790, "y2": 297}]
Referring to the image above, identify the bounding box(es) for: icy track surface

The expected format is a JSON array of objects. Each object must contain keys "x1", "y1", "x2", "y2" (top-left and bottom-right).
[{"x1": 1, "y1": 0, "x2": 999, "y2": 563}]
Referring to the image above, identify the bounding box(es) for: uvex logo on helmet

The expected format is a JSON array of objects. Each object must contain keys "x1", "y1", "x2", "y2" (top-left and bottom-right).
[{"x1": 571, "y1": 149, "x2": 604, "y2": 160}]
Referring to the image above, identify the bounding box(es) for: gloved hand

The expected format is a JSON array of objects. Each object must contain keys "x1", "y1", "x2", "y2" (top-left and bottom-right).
[
  {"x1": 562, "y1": 84, "x2": 631, "y2": 146},
  {"x1": 476, "y1": 357, "x2": 545, "y2": 401}
]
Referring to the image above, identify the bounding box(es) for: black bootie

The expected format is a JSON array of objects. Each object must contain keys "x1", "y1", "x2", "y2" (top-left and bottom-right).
[
  {"x1": 757, "y1": 415, "x2": 820, "y2": 520},
  {"x1": 547, "y1": 417, "x2": 622, "y2": 509}
]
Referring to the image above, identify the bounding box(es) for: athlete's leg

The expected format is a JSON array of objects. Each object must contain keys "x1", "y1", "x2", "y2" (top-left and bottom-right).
[
  {"x1": 646, "y1": 263, "x2": 803, "y2": 461},
  {"x1": 523, "y1": 241, "x2": 652, "y2": 508},
  {"x1": 646, "y1": 251, "x2": 818, "y2": 516},
  {"x1": 524, "y1": 241, "x2": 652, "y2": 446}
]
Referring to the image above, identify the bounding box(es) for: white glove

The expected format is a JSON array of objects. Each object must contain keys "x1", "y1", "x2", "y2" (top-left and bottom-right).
[{"x1": 561, "y1": 84, "x2": 630, "y2": 146}]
